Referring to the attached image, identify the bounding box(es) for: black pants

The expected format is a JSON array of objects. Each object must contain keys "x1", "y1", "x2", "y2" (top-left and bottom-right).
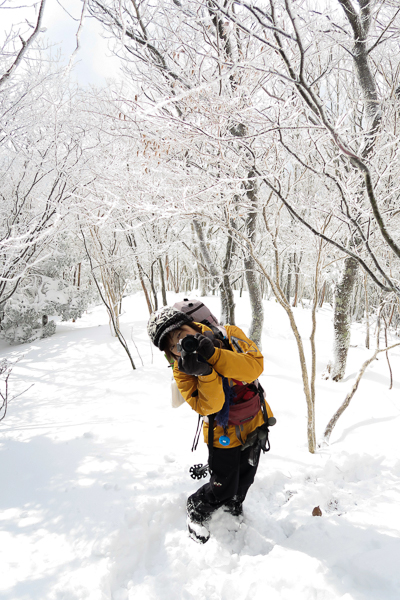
[{"x1": 188, "y1": 443, "x2": 260, "y2": 520}]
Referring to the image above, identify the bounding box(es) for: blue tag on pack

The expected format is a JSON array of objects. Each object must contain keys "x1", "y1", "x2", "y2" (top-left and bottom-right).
[{"x1": 219, "y1": 435, "x2": 231, "y2": 446}]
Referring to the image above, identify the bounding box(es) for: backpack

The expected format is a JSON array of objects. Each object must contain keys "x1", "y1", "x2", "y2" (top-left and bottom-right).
[{"x1": 172, "y1": 298, "x2": 227, "y2": 339}]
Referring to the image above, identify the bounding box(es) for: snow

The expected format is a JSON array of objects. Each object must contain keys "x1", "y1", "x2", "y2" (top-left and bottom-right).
[{"x1": 1, "y1": 292, "x2": 400, "y2": 600}]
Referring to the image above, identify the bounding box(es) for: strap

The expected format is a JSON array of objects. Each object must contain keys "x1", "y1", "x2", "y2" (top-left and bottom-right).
[
  {"x1": 204, "y1": 322, "x2": 230, "y2": 350},
  {"x1": 235, "y1": 424, "x2": 245, "y2": 445},
  {"x1": 207, "y1": 413, "x2": 215, "y2": 473},
  {"x1": 257, "y1": 382, "x2": 269, "y2": 426},
  {"x1": 215, "y1": 375, "x2": 235, "y2": 428}
]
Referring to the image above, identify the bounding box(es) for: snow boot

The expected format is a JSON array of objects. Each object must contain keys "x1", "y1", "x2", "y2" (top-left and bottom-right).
[
  {"x1": 187, "y1": 494, "x2": 213, "y2": 524},
  {"x1": 223, "y1": 495, "x2": 244, "y2": 517},
  {"x1": 187, "y1": 494, "x2": 213, "y2": 544}
]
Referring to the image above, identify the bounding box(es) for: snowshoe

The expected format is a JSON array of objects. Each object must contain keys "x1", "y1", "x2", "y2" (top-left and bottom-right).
[{"x1": 187, "y1": 518, "x2": 210, "y2": 544}]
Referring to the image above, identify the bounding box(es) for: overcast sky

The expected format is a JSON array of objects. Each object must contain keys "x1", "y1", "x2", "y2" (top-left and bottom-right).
[{"x1": 1, "y1": 0, "x2": 122, "y2": 87}]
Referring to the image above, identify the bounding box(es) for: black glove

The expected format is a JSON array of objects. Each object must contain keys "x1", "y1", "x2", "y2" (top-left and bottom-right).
[
  {"x1": 178, "y1": 353, "x2": 212, "y2": 376},
  {"x1": 193, "y1": 333, "x2": 215, "y2": 360}
]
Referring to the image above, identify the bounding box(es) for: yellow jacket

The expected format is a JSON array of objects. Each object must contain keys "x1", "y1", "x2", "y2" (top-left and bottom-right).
[{"x1": 173, "y1": 323, "x2": 274, "y2": 448}]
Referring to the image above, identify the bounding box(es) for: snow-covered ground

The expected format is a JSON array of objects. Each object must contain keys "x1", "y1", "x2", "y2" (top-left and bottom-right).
[{"x1": 1, "y1": 292, "x2": 400, "y2": 600}]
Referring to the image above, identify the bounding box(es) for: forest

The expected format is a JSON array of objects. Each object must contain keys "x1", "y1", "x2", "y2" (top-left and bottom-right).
[
  {"x1": 2, "y1": 0, "x2": 400, "y2": 450},
  {"x1": 1, "y1": 2, "x2": 400, "y2": 598}
]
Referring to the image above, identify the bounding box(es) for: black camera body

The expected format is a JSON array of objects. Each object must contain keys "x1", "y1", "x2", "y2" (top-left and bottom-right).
[{"x1": 177, "y1": 335, "x2": 199, "y2": 355}]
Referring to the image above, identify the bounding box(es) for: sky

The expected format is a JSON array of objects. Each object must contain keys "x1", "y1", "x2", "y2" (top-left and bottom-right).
[{"x1": 1, "y1": 0, "x2": 122, "y2": 87}]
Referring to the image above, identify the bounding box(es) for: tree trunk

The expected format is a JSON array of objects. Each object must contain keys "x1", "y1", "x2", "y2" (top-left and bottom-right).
[
  {"x1": 221, "y1": 230, "x2": 236, "y2": 324},
  {"x1": 364, "y1": 274, "x2": 370, "y2": 349},
  {"x1": 327, "y1": 1, "x2": 382, "y2": 378},
  {"x1": 318, "y1": 281, "x2": 326, "y2": 308},
  {"x1": 165, "y1": 254, "x2": 171, "y2": 291},
  {"x1": 244, "y1": 170, "x2": 263, "y2": 348},
  {"x1": 286, "y1": 254, "x2": 292, "y2": 303},
  {"x1": 330, "y1": 256, "x2": 359, "y2": 381},
  {"x1": 292, "y1": 252, "x2": 302, "y2": 307},
  {"x1": 158, "y1": 257, "x2": 167, "y2": 306},
  {"x1": 195, "y1": 258, "x2": 207, "y2": 296},
  {"x1": 190, "y1": 223, "x2": 208, "y2": 296},
  {"x1": 193, "y1": 219, "x2": 235, "y2": 323},
  {"x1": 174, "y1": 257, "x2": 180, "y2": 293},
  {"x1": 126, "y1": 233, "x2": 153, "y2": 314}
]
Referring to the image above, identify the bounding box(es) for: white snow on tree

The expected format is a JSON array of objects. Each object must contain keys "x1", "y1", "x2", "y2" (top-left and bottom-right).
[{"x1": 0, "y1": 273, "x2": 89, "y2": 345}]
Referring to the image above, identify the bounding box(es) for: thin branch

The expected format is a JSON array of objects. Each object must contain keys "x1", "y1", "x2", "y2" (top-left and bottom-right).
[
  {"x1": 66, "y1": 0, "x2": 88, "y2": 71},
  {"x1": 322, "y1": 341, "x2": 400, "y2": 444},
  {"x1": 367, "y1": 8, "x2": 400, "y2": 54},
  {"x1": 254, "y1": 168, "x2": 397, "y2": 294},
  {"x1": 0, "y1": 0, "x2": 47, "y2": 89},
  {"x1": 81, "y1": 227, "x2": 136, "y2": 370}
]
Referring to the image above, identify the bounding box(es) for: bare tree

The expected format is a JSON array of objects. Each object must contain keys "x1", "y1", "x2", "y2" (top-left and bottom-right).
[
  {"x1": 88, "y1": 0, "x2": 271, "y2": 329},
  {"x1": 208, "y1": 0, "x2": 400, "y2": 292},
  {"x1": 0, "y1": 0, "x2": 47, "y2": 89},
  {"x1": 208, "y1": 0, "x2": 400, "y2": 374},
  {"x1": 0, "y1": 81, "x2": 97, "y2": 313}
]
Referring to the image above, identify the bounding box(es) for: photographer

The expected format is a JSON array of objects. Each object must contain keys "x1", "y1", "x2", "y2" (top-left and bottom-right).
[{"x1": 147, "y1": 306, "x2": 274, "y2": 539}]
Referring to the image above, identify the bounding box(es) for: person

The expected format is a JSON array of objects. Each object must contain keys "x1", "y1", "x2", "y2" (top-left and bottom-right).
[{"x1": 147, "y1": 305, "x2": 274, "y2": 528}]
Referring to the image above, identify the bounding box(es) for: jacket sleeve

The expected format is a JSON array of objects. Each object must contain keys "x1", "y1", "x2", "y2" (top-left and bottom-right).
[
  {"x1": 173, "y1": 364, "x2": 225, "y2": 416},
  {"x1": 207, "y1": 325, "x2": 263, "y2": 382}
]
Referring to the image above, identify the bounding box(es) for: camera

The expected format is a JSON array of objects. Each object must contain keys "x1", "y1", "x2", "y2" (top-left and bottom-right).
[{"x1": 177, "y1": 335, "x2": 199, "y2": 355}]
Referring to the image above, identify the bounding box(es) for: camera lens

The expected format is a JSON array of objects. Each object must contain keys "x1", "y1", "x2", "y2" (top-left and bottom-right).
[{"x1": 180, "y1": 335, "x2": 199, "y2": 354}]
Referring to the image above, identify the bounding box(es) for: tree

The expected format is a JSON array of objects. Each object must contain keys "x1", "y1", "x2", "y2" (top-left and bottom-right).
[
  {"x1": 88, "y1": 0, "x2": 274, "y2": 338},
  {"x1": 0, "y1": 8, "x2": 101, "y2": 320}
]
